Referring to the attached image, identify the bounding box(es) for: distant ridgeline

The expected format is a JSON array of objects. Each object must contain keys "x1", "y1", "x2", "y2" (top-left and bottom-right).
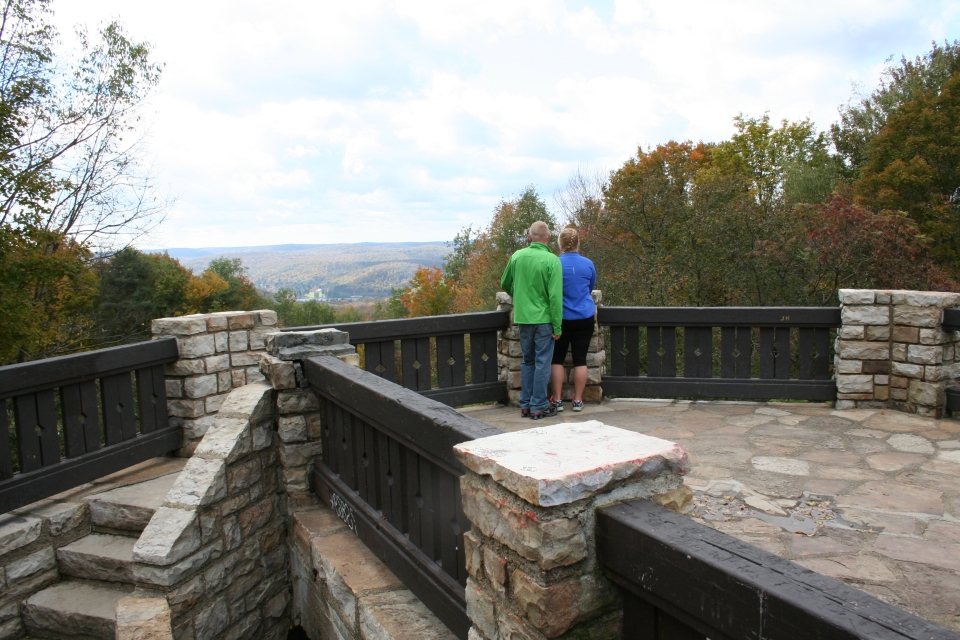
[{"x1": 153, "y1": 242, "x2": 448, "y2": 298}]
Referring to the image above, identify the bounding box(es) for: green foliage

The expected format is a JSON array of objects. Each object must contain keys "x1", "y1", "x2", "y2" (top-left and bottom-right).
[
  {"x1": 714, "y1": 113, "x2": 837, "y2": 210},
  {"x1": 374, "y1": 287, "x2": 410, "y2": 320},
  {"x1": 0, "y1": 0, "x2": 167, "y2": 362},
  {"x1": 266, "y1": 288, "x2": 364, "y2": 327},
  {"x1": 832, "y1": 40, "x2": 960, "y2": 178},
  {"x1": 205, "y1": 257, "x2": 261, "y2": 312},
  {"x1": 854, "y1": 70, "x2": 960, "y2": 274},
  {"x1": 443, "y1": 226, "x2": 476, "y2": 282},
  {"x1": 97, "y1": 248, "x2": 190, "y2": 341},
  {"x1": 568, "y1": 110, "x2": 956, "y2": 309},
  {"x1": 0, "y1": 221, "x2": 98, "y2": 363},
  {"x1": 449, "y1": 186, "x2": 557, "y2": 312},
  {"x1": 488, "y1": 185, "x2": 557, "y2": 255}
]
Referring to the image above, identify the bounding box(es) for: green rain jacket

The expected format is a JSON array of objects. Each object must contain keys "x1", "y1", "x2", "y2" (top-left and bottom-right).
[{"x1": 500, "y1": 242, "x2": 563, "y2": 335}]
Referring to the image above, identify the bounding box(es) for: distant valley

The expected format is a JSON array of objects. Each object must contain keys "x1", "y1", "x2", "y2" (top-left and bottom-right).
[{"x1": 157, "y1": 242, "x2": 449, "y2": 299}]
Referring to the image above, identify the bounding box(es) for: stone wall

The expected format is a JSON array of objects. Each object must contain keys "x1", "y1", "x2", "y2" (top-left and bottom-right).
[
  {"x1": 496, "y1": 291, "x2": 605, "y2": 406},
  {"x1": 288, "y1": 507, "x2": 456, "y2": 640},
  {"x1": 153, "y1": 310, "x2": 277, "y2": 456},
  {"x1": 836, "y1": 289, "x2": 960, "y2": 417},
  {"x1": 0, "y1": 502, "x2": 87, "y2": 638},
  {"x1": 454, "y1": 421, "x2": 689, "y2": 639},
  {"x1": 122, "y1": 323, "x2": 363, "y2": 640},
  {"x1": 131, "y1": 383, "x2": 290, "y2": 640}
]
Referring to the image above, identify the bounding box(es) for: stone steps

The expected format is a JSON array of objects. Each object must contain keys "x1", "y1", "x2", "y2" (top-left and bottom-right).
[
  {"x1": 21, "y1": 579, "x2": 133, "y2": 639},
  {"x1": 84, "y1": 471, "x2": 180, "y2": 533},
  {"x1": 57, "y1": 533, "x2": 137, "y2": 584}
]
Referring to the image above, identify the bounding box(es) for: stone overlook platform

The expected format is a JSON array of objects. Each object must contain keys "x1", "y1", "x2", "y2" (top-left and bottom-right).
[{"x1": 467, "y1": 399, "x2": 960, "y2": 632}]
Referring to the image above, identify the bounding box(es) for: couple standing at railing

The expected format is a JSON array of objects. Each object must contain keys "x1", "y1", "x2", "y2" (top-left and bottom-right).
[{"x1": 501, "y1": 221, "x2": 597, "y2": 420}]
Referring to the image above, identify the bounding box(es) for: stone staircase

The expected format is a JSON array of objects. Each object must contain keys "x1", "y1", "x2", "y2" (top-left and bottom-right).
[{"x1": 15, "y1": 459, "x2": 184, "y2": 640}]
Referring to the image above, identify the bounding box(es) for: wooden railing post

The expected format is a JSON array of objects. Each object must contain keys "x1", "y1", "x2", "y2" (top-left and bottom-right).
[{"x1": 454, "y1": 422, "x2": 689, "y2": 639}]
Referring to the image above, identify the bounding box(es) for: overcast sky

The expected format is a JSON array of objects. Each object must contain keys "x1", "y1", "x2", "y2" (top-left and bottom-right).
[{"x1": 53, "y1": 1, "x2": 960, "y2": 249}]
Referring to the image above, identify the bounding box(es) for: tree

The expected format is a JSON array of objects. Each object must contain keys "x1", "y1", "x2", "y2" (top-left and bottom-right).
[
  {"x1": 0, "y1": 0, "x2": 167, "y2": 249},
  {"x1": 399, "y1": 266, "x2": 453, "y2": 317},
  {"x1": 206, "y1": 257, "x2": 262, "y2": 312},
  {"x1": 713, "y1": 113, "x2": 837, "y2": 212},
  {"x1": 184, "y1": 269, "x2": 228, "y2": 314},
  {"x1": 0, "y1": 223, "x2": 97, "y2": 363},
  {"x1": 97, "y1": 248, "x2": 190, "y2": 342},
  {"x1": 0, "y1": 0, "x2": 167, "y2": 361},
  {"x1": 374, "y1": 287, "x2": 410, "y2": 320},
  {"x1": 854, "y1": 70, "x2": 960, "y2": 274},
  {"x1": 796, "y1": 195, "x2": 955, "y2": 299},
  {"x1": 832, "y1": 41, "x2": 960, "y2": 179},
  {"x1": 450, "y1": 186, "x2": 558, "y2": 312}
]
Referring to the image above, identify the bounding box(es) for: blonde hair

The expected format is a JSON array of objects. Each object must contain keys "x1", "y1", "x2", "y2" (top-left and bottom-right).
[{"x1": 558, "y1": 226, "x2": 580, "y2": 253}]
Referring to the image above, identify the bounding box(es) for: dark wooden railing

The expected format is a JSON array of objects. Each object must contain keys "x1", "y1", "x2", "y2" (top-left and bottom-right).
[
  {"x1": 598, "y1": 307, "x2": 841, "y2": 400},
  {"x1": 942, "y1": 307, "x2": 960, "y2": 331},
  {"x1": 285, "y1": 311, "x2": 510, "y2": 407},
  {"x1": 940, "y1": 309, "x2": 960, "y2": 413},
  {"x1": 598, "y1": 499, "x2": 959, "y2": 640},
  {"x1": 0, "y1": 338, "x2": 181, "y2": 514},
  {"x1": 304, "y1": 356, "x2": 503, "y2": 639}
]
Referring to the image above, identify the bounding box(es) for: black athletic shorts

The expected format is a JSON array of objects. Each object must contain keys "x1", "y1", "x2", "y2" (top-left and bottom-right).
[{"x1": 551, "y1": 317, "x2": 595, "y2": 367}]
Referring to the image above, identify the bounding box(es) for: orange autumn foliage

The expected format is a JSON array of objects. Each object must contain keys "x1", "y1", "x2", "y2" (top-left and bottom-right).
[{"x1": 399, "y1": 266, "x2": 453, "y2": 317}]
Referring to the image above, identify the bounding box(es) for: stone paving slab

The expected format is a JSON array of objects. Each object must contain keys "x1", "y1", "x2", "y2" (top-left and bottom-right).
[
  {"x1": 22, "y1": 579, "x2": 133, "y2": 639},
  {"x1": 39, "y1": 457, "x2": 186, "y2": 504},
  {"x1": 467, "y1": 400, "x2": 960, "y2": 632},
  {"x1": 58, "y1": 533, "x2": 137, "y2": 583},
  {"x1": 85, "y1": 473, "x2": 182, "y2": 532}
]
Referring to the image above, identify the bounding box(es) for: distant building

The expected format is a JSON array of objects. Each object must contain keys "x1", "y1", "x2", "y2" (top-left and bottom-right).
[{"x1": 297, "y1": 288, "x2": 326, "y2": 303}]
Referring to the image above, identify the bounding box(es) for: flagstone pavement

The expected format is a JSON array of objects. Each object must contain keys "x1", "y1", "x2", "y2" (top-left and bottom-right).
[{"x1": 465, "y1": 399, "x2": 960, "y2": 632}]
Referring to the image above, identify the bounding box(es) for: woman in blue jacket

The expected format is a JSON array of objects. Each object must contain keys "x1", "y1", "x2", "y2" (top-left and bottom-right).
[{"x1": 549, "y1": 226, "x2": 597, "y2": 412}]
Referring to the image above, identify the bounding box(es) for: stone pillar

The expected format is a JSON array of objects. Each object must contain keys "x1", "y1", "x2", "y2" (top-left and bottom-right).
[
  {"x1": 495, "y1": 292, "x2": 522, "y2": 406},
  {"x1": 453, "y1": 421, "x2": 689, "y2": 639},
  {"x1": 258, "y1": 329, "x2": 358, "y2": 510},
  {"x1": 836, "y1": 289, "x2": 960, "y2": 417},
  {"x1": 496, "y1": 291, "x2": 604, "y2": 407},
  {"x1": 153, "y1": 310, "x2": 277, "y2": 455}
]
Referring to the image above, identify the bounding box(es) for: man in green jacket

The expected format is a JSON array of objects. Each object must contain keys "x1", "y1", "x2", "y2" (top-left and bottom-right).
[{"x1": 501, "y1": 221, "x2": 563, "y2": 419}]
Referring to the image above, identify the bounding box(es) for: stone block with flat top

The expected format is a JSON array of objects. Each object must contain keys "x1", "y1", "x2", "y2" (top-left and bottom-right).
[
  {"x1": 265, "y1": 329, "x2": 351, "y2": 360},
  {"x1": 454, "y1": 421, "x2": 688, "y2": 507}
]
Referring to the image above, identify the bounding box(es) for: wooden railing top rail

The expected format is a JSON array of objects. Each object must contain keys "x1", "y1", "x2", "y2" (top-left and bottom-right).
[
  {"x1": 0, "y1": 337, "x2": 179, "y2": 400},
  {"x1": 598, "y1": 499, "x2": 958, "y2": 639},
  {"x1": 598, "y1": 306, "x2": 841, "y2": 327},
  {"x1": 302, "y1": 355, "x2": 502, "y2": 474},
  {"x1": 281, "y1": 310, "x2": 510, "y2": 342}
]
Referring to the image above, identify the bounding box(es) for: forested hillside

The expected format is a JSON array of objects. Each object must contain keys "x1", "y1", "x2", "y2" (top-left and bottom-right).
[{"x1": 166, "y1": 243, "x2": 447, "y2": 298}]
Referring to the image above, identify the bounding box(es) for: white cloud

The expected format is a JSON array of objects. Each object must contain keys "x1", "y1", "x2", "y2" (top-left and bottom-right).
[{"x1": 51, "y1": 0, "x2": 960, "y2": 248}]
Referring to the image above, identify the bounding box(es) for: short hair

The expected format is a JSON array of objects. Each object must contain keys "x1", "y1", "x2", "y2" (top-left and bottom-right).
[
  {"x1": 558, "y1": 226, "x2": 579, "y2": 253},
  {"x1": 529, "y1": 221, "x2": 550, "y2": 241}
]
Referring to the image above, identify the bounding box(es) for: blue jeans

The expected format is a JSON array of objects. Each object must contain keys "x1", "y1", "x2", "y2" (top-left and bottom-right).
[{"x1": 519, "y1": 323, "x2": 554, "y2": 412}]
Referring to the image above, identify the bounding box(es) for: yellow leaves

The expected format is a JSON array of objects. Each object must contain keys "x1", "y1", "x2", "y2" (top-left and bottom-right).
[{"x1": 184, "y1": 269, "x2": 229, "y2": 314}]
